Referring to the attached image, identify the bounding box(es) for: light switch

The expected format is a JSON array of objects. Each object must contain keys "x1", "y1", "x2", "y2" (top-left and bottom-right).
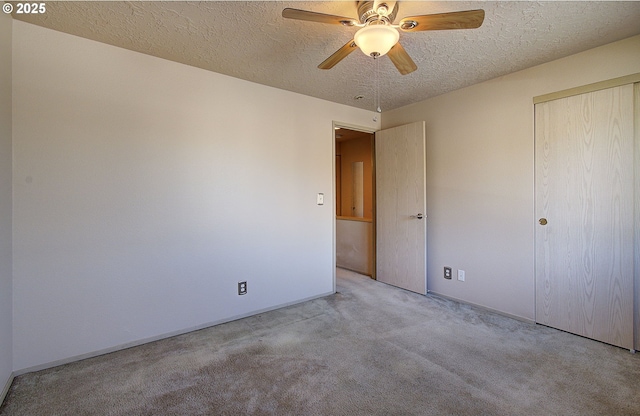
[{"x1": 317, "y1": 193, "x2": 324, "y2": 205}]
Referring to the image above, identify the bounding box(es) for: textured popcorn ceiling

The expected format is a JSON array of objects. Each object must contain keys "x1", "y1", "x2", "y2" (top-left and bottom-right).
[{"x1": 12, "y1": 1, "x2": 640, "y2": 111}]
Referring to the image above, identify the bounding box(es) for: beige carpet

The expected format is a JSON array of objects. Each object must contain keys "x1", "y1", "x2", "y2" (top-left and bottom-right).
[{"x1": 1, "y1": 268, "x2": 639, "y2": 415}]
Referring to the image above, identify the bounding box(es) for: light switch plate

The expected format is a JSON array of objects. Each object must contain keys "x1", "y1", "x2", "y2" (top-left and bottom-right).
[{"x1": 317, "y1": 193, "x2": 324, "y2": 205}]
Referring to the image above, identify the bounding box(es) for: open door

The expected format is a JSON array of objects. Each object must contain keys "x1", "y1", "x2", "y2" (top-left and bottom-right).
[{"x1": 375, "y1": 122, "x2": 427, "y2": 294}]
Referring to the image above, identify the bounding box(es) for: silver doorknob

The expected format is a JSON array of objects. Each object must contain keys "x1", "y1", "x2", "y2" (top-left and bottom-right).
[
  {"x1": 539, "y1": 218, "x2": 548, "y2": 225},
  {"x1": 410, "y1": 213, "x2": 424, "y2": 220}
]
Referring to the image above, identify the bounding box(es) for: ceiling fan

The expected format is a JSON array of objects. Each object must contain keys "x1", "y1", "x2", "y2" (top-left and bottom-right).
[{"x1": 282, "y1": 1, "x2": 485, "y2": 75}]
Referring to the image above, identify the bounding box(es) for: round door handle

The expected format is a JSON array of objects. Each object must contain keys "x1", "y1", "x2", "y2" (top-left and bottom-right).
[
  {"x1": 539, "y1": 218, "x2": 548, "y2": 225},
  {"x1": 410, "y1": 213, "x2": 424, "y2": 220}
]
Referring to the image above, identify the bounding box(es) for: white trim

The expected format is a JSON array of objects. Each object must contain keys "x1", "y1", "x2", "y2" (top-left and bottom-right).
[
  {"x1": 1, "y1": 372, "x2": 14, "y2": 406},
  {"x1": 533, "y1": 73, "x2": 640, "y2": 104},
  {"x1": 428, "y1": 291, "x2": 536, "y2": 325},
  {"x1": 635, "y1": 82, "x2": 640, "y2": 352},
  {"x1": 332, "y1": 121, "x2": 378, "y2": 292}
]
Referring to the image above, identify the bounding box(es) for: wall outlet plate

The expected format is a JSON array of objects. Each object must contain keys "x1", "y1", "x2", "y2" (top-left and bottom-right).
[
  {"x1": 444, "y1": 267, "x2": 452, "y2": 279},
  {"x1": 238, "y1": 281, "x2": 247, "y2": 295}
]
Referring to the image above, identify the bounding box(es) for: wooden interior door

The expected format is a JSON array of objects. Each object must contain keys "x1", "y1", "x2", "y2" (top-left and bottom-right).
[
  {"x1": 535, "y1": 84, "x2": 635, "y2": 349},
  {"x1": 375, "y1": 122, "x2": 427, "y2": 294}
]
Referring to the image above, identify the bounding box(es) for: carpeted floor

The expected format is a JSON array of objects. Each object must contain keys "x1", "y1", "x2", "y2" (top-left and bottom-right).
[{"x1": 1, "y1": 268, "x2": 639, "y2": 415}]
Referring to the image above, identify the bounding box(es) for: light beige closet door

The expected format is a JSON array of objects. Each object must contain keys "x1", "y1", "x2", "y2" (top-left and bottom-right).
[
  {"x1": 376, "y1": 121, "x2": 427, "y2": 294},
  {"x1": 535, "y1": 84, "x2": 635, "y2": 349}
]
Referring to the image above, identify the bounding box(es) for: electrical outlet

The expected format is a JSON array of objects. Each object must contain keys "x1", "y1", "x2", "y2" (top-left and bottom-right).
[
  {"x1": 444, "y1": 267, "x2": 452, "y2": 279},
  {"x1": 458, "y1": 270, "x2": 465, "y2": 282},
  {"x1": 238, "y1": 281, "x2": 247, "y2": 295}
]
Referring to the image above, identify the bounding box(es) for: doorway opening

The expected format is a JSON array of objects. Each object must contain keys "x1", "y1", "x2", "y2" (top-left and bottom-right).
[{"x1": 334, "y1": 125, "x2": 376, "y2": 279}]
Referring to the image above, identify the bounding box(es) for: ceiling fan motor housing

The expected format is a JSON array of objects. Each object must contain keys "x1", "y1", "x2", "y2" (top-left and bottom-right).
[{"x1": 357, "y1": 1, "x2": 398, "y2": 25}]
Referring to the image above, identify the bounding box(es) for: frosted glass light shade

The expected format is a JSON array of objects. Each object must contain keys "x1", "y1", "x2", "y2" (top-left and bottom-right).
[{"x1": 354, "y1": 25, "x2": 399, "y2": 57}]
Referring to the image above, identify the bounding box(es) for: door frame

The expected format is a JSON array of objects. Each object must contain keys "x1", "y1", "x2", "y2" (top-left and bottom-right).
[{"x1": 332, "y1": 121, "x2": 377, "y2": 293}]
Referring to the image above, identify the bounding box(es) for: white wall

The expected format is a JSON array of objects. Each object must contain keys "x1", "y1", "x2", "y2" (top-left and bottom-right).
[
  {"x1": 383, "y1": 35, "x2": 640, "y2": 321},
  {"x1": 12, "y1": 20, "x2": 378, "y2": 372},
  {"x1": 0, "y1": 11, "x2": 13, "y2": 399}
]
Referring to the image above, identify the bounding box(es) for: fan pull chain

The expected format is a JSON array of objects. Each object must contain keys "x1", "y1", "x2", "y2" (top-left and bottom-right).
[{"x1": 375, "y1": 55, "x2": 382, "y2": 114}]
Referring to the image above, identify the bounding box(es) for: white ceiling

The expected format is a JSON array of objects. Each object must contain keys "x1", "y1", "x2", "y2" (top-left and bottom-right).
[{"x1": 12, "y1": 1, "x2": 640, "y2": 111}]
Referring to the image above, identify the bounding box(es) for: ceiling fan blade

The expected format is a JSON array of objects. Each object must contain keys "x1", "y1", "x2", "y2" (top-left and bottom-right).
[
  {"x1": 399, "y1": 9, "x2": 485, "y2": 32},
  {"x1": 282, "y1": 8, "x2": 358, "y2": 26},
  {"x1": 387, "y1": 42, "x2": 417, "y2": 75},
  {"x1": 318, "y1": 39, "x2": 359, "y2": 70}
]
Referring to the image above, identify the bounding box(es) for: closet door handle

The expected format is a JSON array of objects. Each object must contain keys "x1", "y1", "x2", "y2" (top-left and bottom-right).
[
  {"x1": 410, "y1": 213, "x2": 424, "y2": 220},
  {"x1": 539, "y1": 218, "x2": 548, "y2": 225}
]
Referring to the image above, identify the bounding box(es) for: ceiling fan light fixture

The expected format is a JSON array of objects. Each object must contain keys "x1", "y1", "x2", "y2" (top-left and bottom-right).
[{"x1": 354, "y1": 24, "x2": 399, "y2": 57}]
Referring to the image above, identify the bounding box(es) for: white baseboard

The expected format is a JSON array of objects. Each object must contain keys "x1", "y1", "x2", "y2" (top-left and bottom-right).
[
  {"x1": 14, "y1": 291, "x2": 335, "y2": 377},
  {"x1": 427, "y1": 290, "x2": 536, "y2": 325},
  {"x1": 1, "y1": 372, "x2": 14, "y2": 406}
]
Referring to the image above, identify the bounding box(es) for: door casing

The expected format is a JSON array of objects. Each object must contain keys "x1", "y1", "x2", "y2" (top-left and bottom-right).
[
  {"x1": 333, "y1": 121, "x2": 427, "y2": 295},
  {"x1": 332, "y1": 122, "x2": 378, "y2": 293}
]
